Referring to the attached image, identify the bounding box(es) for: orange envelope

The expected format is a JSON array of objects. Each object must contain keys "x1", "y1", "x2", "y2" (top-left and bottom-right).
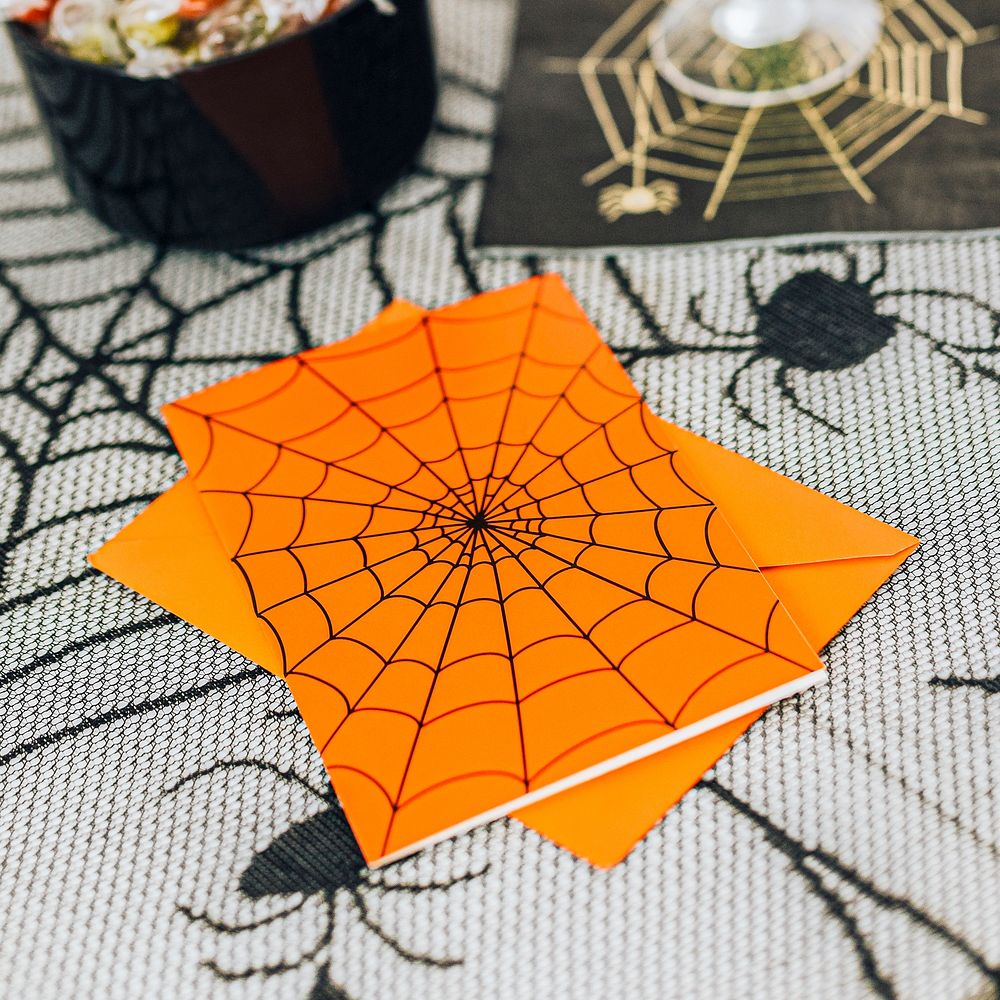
[
  {"x1": 91, "y1": 425, "x2": 916, "y2": 866},
  {"x1": 89, "y1": 277, "x2": 916, "y2": 865}
]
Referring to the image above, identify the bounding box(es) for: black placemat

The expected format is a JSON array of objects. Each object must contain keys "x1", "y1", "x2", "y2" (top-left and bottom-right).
[{"x1": 477, "y1": 0, "x2": 1000, "y2": 247}]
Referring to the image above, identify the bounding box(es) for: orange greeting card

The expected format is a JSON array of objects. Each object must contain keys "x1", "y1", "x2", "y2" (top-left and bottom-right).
[
  {"x1": 163, "y1": 275, "x2": 828, "y2": 864},
  {"x1": 92, "y1": 424, "x2": 916, "y2": 865},
  {"x1": 88, "y1": 276, "x2": 913, "y2": 866}
]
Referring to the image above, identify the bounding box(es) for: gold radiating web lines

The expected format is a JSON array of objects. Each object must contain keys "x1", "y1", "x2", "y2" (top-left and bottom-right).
[{"x1": 542, "y1": 0, "x2": 997, "y2": 222}]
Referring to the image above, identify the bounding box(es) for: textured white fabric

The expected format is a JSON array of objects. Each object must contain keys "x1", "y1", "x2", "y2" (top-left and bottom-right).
[{"x1": 0, "y1": 3, "x2": 998, "y2": 999}]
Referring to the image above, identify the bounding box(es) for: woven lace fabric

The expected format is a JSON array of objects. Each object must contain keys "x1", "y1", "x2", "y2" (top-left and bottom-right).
[{"x1": 0, "y1": 2, "x2": 998, "y2": 997}]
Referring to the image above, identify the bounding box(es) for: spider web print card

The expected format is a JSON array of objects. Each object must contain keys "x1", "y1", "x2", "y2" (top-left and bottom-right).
[
  {"x1": 476, "y1": 0, "x2": 1000, "y2": 248},
  {"x1": 90, "y1": 418, "x2": 917, "y2": 866},
  {"x1": 158, "y1": 275, "x2": 826, "y2": 866}
]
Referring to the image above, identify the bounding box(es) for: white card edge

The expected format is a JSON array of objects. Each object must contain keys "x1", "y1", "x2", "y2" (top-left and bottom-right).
[{"x1": 369, "y1": 666, "x2": 827, "y2": 867}]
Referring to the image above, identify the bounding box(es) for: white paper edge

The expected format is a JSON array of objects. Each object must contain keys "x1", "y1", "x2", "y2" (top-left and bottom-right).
[{"x1": 370, "y1": 666, "x2": 826, "y2": 867}]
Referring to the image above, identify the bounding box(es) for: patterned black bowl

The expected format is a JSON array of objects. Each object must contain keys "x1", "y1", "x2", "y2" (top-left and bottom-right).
[{"x1": 6, "y1": 0, "x2": 437, "y2": 248}]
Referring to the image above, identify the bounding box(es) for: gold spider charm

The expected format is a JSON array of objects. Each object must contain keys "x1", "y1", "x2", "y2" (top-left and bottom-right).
[{"x1": 597, "y1": 180, "x2": 680, "y2": 222}]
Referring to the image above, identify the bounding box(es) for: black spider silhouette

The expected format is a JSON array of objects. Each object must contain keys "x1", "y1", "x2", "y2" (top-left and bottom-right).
[
  {"x1": 615, "y1": 245, "x2": 1000, "y2": 434},
  {"x1": 165, "y1": 759, "x2": 486, "y2": 998}
]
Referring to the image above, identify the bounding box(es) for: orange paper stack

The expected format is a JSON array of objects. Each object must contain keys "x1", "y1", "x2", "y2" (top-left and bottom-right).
[{"x1": 91, "y1": 275, "x2": 918, "y2": 867}]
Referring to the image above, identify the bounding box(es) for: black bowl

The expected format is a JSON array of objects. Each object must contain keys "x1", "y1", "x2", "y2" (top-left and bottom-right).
[{"x1": 6, "y1": 0, "x2": 437, "y2": 248}]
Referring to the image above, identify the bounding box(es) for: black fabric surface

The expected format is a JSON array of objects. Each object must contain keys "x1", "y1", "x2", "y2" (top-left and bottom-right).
[{"x1": 477, "y1": 0, "x2": 1000, "y2": 247}]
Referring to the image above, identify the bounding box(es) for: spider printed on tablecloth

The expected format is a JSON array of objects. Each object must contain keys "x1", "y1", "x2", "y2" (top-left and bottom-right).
[
  {"x1": 166, "y1": 757, "x2": 487, "y2": 998},
  {"x1": 613, "y1": 244, "x2": 1000, "y2": 433}
]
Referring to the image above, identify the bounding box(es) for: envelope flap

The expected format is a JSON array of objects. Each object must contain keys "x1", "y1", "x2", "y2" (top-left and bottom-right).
[
  {"x1": 665, "y1": 424, "x2": 918, "y2": 566},
  {"x1": 88, "y1": 478, "x2": 283, "y2": 675}
]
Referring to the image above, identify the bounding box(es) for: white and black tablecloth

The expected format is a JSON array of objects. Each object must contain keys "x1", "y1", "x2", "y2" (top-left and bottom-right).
[{"x1": 1, "y1": 1, "x2": 998, "y2": 997}]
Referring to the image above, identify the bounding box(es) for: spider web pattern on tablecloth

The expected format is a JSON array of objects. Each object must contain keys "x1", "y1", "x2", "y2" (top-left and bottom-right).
[
  {"x1": 1, "y1": 0, "x2": 998, "y2": 994},
  {"x1": 162, "y1": 276, "x2": 819, "y2": 861}
]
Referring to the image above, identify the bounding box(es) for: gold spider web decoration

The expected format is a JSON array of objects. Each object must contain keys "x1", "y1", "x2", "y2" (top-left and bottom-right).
[{"x1": 543, "y1": 0, "x2": 998, "y2": 222}]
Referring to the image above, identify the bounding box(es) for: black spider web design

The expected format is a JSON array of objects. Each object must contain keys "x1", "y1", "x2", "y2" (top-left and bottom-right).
[{"x1": 166, "y1": 279, "x2": 819, "y2": 858}]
